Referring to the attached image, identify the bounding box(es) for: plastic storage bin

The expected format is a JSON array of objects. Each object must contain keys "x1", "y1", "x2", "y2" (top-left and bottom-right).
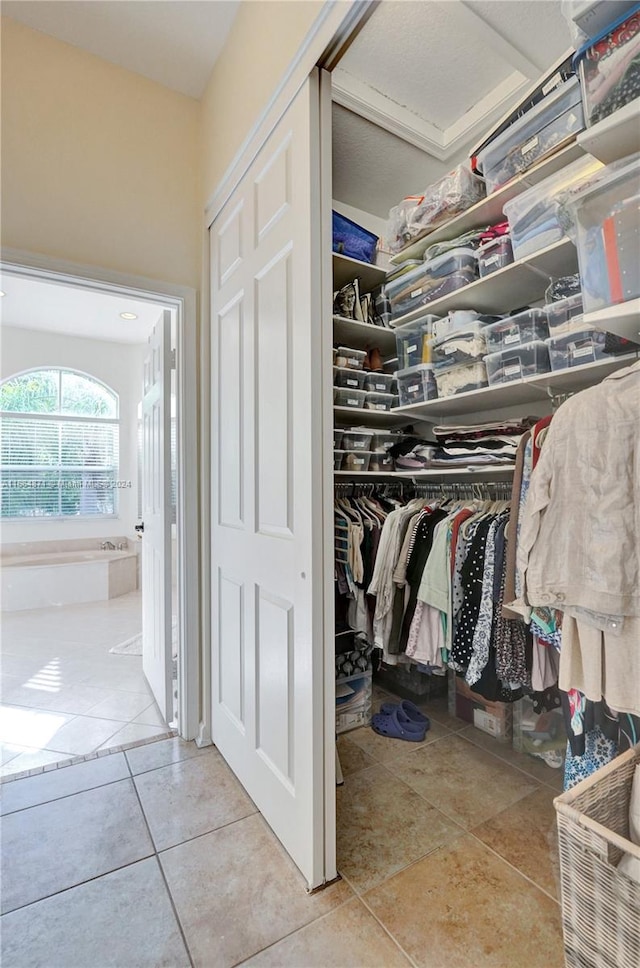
[
  {"x1": 512, "y1": 696, "x2": 566, "y2": 769},
  {"x1": 334, "y1": 451, "x2": 345, "y2": 471},
  {"x1": 575, "y1": 6, "x2": 640, "y2": 126},
  {"x1": 335, "y1": 346, "x2": 367, "y2": 370},
  {"x1": 434, "y1": 361, "x2": 488, "y2": 398},
  {"x1": 340, "y1": 429, "x2": 374, "y2": 451},
  {"x1": 431, "y1": 322, "x2": 488, "y2": 370},
  {"x1": 485, "y1": 309, "x2": 549, "y2": 352},
  {"x1": 363, "y1": 373, "x2": 395, "y2": 393},
  {"x1": 547, "y1": 327, "x2": 612, "y2": 369},
  {"x1": 368, "y1": 451, "x2": 395, "y2": 472},
  {"x1": 333, "y1": 429, "x2": 343, "y2": 449},
  {"x1": 365, "y1": 391, "x2": 395, "y2": 411},
  {"x1": 332, "y1": 211, "x2": 378, "y2": 264},
  {"x1": 554, "y1": 746, "x2": 640, "y2": 968},
  {"x1": 485, "y1": 340, "x2": 551, "y2": 384},
  {"x1": 432, "y1": 309, "x2": 481, "y2": 340},
  {"x1": 370, "y1": 431, "x2": 402, "y2": 453},
  {"x1": 336, "y1": 671, "x2": 372, "y2": 734},
  {"x1": 396, "y1": 364, "x2": 438, "y2": 406},
  {"x1": 477, "y1": 77, "x2": 585, "y2": 195},
  {"x1": 544, "y1": 293, "x2": 585, "y2": 334},
  {"x1": 394, "y1": 315, "x2": 438, "y2": 368},
  {"x1": 341, "y1": 451, "x2": 372, "y2": 472},
  {"x1": 570, "y1": 155, "x2": 640, "y2": 314},
  {"x1": 333, "y1": 366, "x2": 367, "y2": 390},
  {"x1": 334, "y1": 388, "x2": 366, "y2": 409},
  {"x1": 563, "y1": 0, "x2": 638, "y2": 41},
  {"x1": 503, "y1": 155, "x2": 603, "y2": 260},
  {"x1": 385, "y1": 165, "x2": 486, "y2": 253},
  {"x1": 477, "y1": 235, "x2": 514, "y2": 276},
  {"x1": 386, "y1": 248, "x2": 477, "y2": 319}
]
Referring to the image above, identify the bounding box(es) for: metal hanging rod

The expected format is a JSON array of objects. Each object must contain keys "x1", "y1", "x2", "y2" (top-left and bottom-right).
[{"x1": 335, "y1": 480, "x2": 512, "y2": 500}]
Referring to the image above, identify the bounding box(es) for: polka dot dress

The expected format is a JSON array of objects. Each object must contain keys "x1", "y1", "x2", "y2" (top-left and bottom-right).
[{"x1": 451, "y1": 518, "x2": 492, "y2": 669}]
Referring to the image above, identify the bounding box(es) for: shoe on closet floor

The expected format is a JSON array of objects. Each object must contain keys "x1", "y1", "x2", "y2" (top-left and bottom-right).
[
  {"x1": 371, "y1": 708, "x2": 427, "y2": 742},
  {"x1": 379, "y1": 700, "x2": 430, "y2": 729}
]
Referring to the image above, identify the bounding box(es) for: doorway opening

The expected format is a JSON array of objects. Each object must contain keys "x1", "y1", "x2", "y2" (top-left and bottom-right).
[{"x1": 0, "y1": 264, "x2": 196, "y2": 776}]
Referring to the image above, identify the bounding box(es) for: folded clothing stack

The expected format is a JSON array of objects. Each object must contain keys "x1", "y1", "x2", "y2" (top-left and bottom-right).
[
  {"x1": 385, "y1": 165, "x2": 486, "y2": 253},
  {"x1": 388, "y1": 435, "x2": 438, "y2": 471},
  {"x1": 429, "y1": 418, "x2": 536, "y2": 466}
]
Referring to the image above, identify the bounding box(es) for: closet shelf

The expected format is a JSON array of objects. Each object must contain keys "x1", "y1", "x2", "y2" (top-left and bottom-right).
[
  {"x1": 333, "y1": 406, "x2": 412, "y2": 428},
  {"x1": 578, "y1": 97, "x2": 640, "y2": 165},
  {"x1": 332, "y1": 316, "x2": 397, "y2": 353},
  {"x1": 335, "y1": 467, "x2": 515, "y2": 482},
  {"x1": 389, "y1": 141, "x2": 585, "y2": 265},
  {"x1": 390, "y1": 238, "x2": 578, "y2": 325},
  {"x1": 391, "y1": 353, "x2": 639, "y2": 419},
  {"x1": 582, "y1": 299, "x2": 640, "y2": 344},
  {"x1": 332, "y1": 253, "x2": 387, "y2": 293}
]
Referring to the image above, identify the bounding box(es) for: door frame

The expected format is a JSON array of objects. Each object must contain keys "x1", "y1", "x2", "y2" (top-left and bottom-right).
[
  {"x1": 202, "y1": 1, "x2": 377, "y2": 886},
  {"x1": 0, "y1": 249, "x2": 203, "y2": 743}
]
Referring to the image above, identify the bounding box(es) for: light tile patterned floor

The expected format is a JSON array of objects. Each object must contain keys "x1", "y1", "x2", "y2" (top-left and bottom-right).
[
  {"x1": 0, "y1": 591, "x2": 170, "y2": 777},
  {"x1": 0, "y1": 689, "x2": 566, "y2": 967}
]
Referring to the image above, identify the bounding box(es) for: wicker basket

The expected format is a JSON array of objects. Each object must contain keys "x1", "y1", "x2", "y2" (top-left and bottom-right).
[{"x1": 554, "y1": 746, "x2": 640, "y2": 968}]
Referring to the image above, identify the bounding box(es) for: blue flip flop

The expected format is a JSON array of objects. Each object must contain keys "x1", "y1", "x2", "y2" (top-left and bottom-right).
[
  {"x1": 371, "y1": 708, "x2": 426, "y2": 742},
  {"x1": 379, "y1": 700, "x2": 430, "y2": 729}
]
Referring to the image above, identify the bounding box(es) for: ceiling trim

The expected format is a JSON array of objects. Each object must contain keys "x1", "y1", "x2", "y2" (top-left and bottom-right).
[
  {"x1": 455, "y1": 0, "x2": 545, "y2": 78},
  {"x1": 332, "y1": 68, "x2": 449, "y2": 160},
  {"x1": 332, "y1": 66, "x2": 531, "y2": 163},
  {"x1": 443, "y1": 72, "x2": 529, "y2": 154}
]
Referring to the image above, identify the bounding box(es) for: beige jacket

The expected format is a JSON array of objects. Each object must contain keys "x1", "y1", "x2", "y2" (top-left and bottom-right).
[{"x1": 515, "y1": 359, "x2": 640, "y2": 617}]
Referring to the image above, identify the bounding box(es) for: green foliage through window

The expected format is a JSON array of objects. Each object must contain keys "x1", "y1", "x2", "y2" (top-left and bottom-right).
[{"x1": 0, "y1": 369, "x2": 119, "y2": 519}]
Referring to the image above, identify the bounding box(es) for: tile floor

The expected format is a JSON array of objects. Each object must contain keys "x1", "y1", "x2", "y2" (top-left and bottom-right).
[
  {"x1": 0, "y1": 591, "x2": 170, "y2": 777},
  {"x1": 0, "y1": 684, "x2": 567, "y2": 967}
]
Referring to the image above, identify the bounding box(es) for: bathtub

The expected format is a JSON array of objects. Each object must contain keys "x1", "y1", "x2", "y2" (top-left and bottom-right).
[{"x1": 1, "y1": 547, "x2": 138, "y2": 612}]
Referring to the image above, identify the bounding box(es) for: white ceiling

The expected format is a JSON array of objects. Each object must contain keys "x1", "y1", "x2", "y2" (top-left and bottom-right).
[
  {"x1": 333, "y1": 0, "x2": 574, "y2": 217},
  {"x1": 0, "y1": 275, "x2": 165, "y2": 344},
  {"x1": 1, "y1": 0, "x2": 239, "y2": 98}
]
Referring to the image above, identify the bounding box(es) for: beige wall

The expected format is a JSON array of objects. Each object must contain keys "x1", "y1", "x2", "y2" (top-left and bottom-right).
[
  {"x1": 1, "y1": 18, "x2": 200, "y2": 288},
  {"x1": 200, "y1": 0, "x2": 324, "y2": 204}
]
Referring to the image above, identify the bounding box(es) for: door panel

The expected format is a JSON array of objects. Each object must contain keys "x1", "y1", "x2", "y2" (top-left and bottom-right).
[
  {"x1": 141, "y1": 310, "x2": 173, "y2": 722},
  {"x1": 210, "y1": 72, "x2": 330, "y2": 888}
]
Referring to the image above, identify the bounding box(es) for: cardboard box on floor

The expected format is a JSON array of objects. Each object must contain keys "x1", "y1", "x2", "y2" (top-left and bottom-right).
[{"x1": 452, "y1": 677, "x2": 513, "y2": 743}]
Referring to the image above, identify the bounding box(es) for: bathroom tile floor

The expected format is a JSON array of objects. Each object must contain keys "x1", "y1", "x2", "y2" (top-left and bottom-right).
[
  {"x1": 0, "y1": 687, "x2": 567, "y2": 967},
  {"x1": 0, "y1": 591, "x2": 170, "y2": 777}
]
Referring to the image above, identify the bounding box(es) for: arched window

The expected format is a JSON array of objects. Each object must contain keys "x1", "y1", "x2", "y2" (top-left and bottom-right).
[{"x1": 0, "y1": 369, "x2": 119, "y2": 518}]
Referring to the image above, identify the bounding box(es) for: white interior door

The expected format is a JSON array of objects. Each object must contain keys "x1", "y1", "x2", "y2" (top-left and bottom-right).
[
  {"x1": 141, "y1": 310, "x2": 173, "y2": 721},
  {"x1": 210, "y1": 71, "x2": 332, "y2": 889}
]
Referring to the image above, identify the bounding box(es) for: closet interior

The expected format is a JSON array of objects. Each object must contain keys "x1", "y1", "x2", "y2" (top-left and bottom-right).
[{"x1": 328, "y1": 0, "x2": 640, "y2": 843}]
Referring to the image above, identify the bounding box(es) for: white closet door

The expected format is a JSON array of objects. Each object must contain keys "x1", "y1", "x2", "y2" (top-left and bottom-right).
[{"x1": 210, "y1": 71, "x2": 331, "y2": 889}]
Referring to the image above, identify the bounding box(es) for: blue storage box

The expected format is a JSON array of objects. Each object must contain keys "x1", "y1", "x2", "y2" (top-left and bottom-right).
[{"x1": 332, "y1": 211, "x2": 378, "y2": 264}]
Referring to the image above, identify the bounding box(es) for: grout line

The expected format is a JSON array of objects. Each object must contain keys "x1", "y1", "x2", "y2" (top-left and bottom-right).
[
  {"x1": 154, "y1": 808, "x2": 261, "y2": 857},
  {"x1": 467, "y1": 829, "x2": 561, "y2": 906},
  {"x1": 457, "y1": 728, "x2": 564, "y2": 793},
  {"x1": 0, "y1": 851, "x2": 156, "y2": 918},
  {"x1": 152, "y1": 855, "x2": 195, "y2": 968},
  {"x1": 1, "y1": 770, "x2": 133, "y2": 818},
  {"x1": 129, "y1": 769, "x2": 196, "y2": 968},
  {"x1": 228, "y1": 895, "x2": 358, "y2": 968},
  {"x1": 357, "y1": 892, "x2": 421, "y2": 968}
]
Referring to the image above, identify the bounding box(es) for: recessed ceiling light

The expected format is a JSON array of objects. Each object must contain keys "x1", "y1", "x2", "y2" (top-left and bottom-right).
[
  {"x1": 119, "y1": 311, "x2": 138, "y2": 320},
  {"x1": 0, "y1": 291, "x2": 6, "y2": 297}
]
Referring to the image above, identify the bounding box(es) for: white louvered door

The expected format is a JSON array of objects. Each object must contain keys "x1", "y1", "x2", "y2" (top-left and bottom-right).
[{"x1": 210, "y1": 72, "x2": 331, "y2": 889}]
